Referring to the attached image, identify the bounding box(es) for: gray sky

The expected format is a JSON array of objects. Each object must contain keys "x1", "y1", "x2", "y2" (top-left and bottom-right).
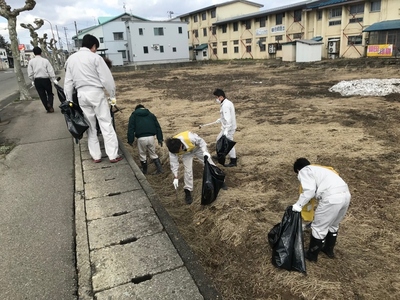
[{"x1": 0, "y1": 0, "x2": 300, "y2": 48}]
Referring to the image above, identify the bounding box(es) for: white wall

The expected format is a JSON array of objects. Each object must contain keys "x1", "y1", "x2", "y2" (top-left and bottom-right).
[
  {"x1": 126, "y1": 21, "x2": 189, "y2": 65},
  {"x1": 102, "y1": 22, "x2": 129, "y2": 63},
  {"x1": 296, "y1": 42, "x2": 322, "y2": 62}
]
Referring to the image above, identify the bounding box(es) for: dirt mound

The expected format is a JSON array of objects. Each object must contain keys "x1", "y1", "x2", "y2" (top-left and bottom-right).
[{"x1": 113, "y1": 59, "x2": 400, "y2": 300}]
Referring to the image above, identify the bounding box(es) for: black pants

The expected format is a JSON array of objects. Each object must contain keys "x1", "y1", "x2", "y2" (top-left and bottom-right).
[{"x1": 34, "y1": 78, "x2": 54, "y2": 111}]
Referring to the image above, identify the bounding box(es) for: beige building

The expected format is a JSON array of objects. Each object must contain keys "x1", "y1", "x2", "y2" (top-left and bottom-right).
[{"x1": 178, "y1": 0, "x2": 400, "y2": 60}]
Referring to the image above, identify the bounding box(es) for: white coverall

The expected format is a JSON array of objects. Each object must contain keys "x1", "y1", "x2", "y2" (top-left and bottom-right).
[
  {"x1": 294, "y1": 165, "x2": 351, "y2": 240},
  {"x1": 216, "y1": 98, "x2": 237, "y2": 158},
  {"x1": 64, "y1": 48, "x2": 119, "y2": 161},
  {"x1": 169, "y1": 131, "x2": 214, "y2": 191}
]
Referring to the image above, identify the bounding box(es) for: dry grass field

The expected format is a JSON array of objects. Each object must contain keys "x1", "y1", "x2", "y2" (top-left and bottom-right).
[{"x1": 112, "y1": 58, "x2": 400, "y2": 300}]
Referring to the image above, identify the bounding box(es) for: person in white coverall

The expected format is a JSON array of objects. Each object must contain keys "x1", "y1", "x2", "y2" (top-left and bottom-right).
[
  {"x1": 292, "y1": 158, "x2": 351, "y2": 262},
  {"x1": 64, "y1": 34, "x2": 122, "y2": 164},
  {"x1": 213, "y1": 88, "x2": 237, "y2": 167},
  {"x1": 166, "y1": 131, "x2": 214, "y2": 205}
]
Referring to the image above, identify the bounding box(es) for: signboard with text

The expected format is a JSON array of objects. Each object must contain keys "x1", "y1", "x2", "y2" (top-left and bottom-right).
[{"x1": 367, "y1": 44, "x2": 393, "y2": 57}]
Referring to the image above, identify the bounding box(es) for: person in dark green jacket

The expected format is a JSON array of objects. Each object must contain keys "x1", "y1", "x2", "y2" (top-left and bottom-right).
[{"x1": 127, "y1": 104, "x2": 163, "y2": 174}]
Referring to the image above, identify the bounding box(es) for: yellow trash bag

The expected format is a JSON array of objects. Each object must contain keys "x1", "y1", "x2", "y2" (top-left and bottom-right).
[{"x1": 301, "y1": 198, "x2": 316, "y2": 222}]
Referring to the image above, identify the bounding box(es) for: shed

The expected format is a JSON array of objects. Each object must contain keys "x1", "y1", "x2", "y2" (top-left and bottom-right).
[{"x1": 281, "y1": 39, "x2": 323, "y2": 62}]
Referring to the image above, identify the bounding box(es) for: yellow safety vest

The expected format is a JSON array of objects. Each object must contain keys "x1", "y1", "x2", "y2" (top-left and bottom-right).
[
  {"x1": 173, "y1": 131, "x2": 196, "y2": 155},
  {"x1": 300, "y1": 165, "x2": 338, "y2": 222}
]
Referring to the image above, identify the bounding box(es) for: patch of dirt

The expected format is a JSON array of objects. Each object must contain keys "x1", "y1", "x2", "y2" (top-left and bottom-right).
[{"x1": 113, "y1": 59, "x2": 400, "y2": 300}]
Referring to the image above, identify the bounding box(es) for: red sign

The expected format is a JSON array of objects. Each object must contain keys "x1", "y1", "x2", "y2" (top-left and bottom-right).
[{"x1": 18, "y1": 44, "x2": 25, "y2": 51}]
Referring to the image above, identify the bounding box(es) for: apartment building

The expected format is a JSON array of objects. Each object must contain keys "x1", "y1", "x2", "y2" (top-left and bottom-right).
[
  {"x1": 176, "y1": 0, "x2": 264, "y2": 60},
  {"x1": 179, "y1": 0, "x2": 400, "y2": 60}
]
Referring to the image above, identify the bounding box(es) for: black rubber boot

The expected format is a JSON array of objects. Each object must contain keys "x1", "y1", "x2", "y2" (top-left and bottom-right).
[
  {"x1": 184, "y1": 189, "x2": 193, "y2": 205},
  {"x1": 153, "y1": 158, "x2": 163, "y2": 174},
  {"x1": 321, "y1": 231, "x2": 338, "y2": 259},
  {"x1": 140, "y1": 161, "x2": 147, "y2": 175},
  {"x1": 305, "y1": 235, "x2": 324, "y2": 262},
  {"x1": 225, "y1": 158, "x2": 237, "y2": 167}
]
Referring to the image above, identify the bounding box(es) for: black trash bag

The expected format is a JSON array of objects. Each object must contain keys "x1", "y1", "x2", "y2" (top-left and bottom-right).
[
  {"x1": 216, "y1": 135, "x2": 236, "y2": 165},
  {"x1": 54, "y1": 83, "x2": 67, "y2": 103},
  {"x1": 268, "y1": 206, "x2": 306, "y2": 273},
  {"x1": 59, "y1": 101, "x2": 89, "y2": 140},
  {"x1": 201, "y1": 157, "x2": 226, "y2": 205}
]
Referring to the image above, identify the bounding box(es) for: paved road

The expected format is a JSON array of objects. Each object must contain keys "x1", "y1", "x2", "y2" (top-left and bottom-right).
[{"x1": 0, "y1": 83, "x2": 77, "y2": 299}]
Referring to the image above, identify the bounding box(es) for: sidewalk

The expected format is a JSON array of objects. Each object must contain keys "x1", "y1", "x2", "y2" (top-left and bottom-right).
[
  {"x1": 0, "y1": 85, "x2": 220, "y2": 299},
  {"x1": 75, "y1": 135, "x2": 220, "y2": 299}
]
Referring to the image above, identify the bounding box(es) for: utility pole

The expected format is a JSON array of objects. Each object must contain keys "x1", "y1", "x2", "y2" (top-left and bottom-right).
[
  {"x1": 74, "y1": 21, "x2": 79, "y2": 50},
  {"x1": 64, "y1": 27, "x2": 70, "y2": 52},
  {"x1": 56, "y1": 25, "x2": 63, "y2": 50}
]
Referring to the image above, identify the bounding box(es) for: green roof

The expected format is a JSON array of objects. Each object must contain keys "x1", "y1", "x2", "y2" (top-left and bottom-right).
[
  {"x1": 194, "y1": 43, "x2": 208, "y2": 50},
  {"x1": 363, "y1": 20, "x2": 400, "y2": 32}
]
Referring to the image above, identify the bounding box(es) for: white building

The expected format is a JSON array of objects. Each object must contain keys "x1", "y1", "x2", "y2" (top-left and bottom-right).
[
  {"x1": 73, "y1": 13, "x2": 189, "y2": 66},
  {"x1": 125, "y1": 21, "x2": 189, "y2": 65},
  {"x1": 0, "y1": 47, "x2": 9, "y2": 70}
]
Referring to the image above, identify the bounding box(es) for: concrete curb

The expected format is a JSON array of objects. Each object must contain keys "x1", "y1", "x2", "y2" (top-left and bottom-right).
[{"x1": 118, "y1": 138, "x2": 221, "y2": 300}]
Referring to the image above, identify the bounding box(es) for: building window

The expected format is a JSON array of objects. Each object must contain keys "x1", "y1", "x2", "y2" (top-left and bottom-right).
[
  {"x1": 143, "y1": 46, "x2": 148, "y2": 54},
  {"x1": 211, "y1": 9, "x2": 216, "y2": 18},
  {"x1": 113, "y1": 32, "x2": 123, "y2": 40},
  {"x1": 202, "y1": 12, "x2": 206, "y2": 20},
  {"x1": 212, "y1": 27, "x2": 216, "y2": 35},
  {"x1": 193, "y1": 30, "x2": 198, "y2": 38},
  {"x1": 139, "y1": 28, "x2": 143, "y2": 35},
  {"x1": 222, "y1": 24, "x2": 227, "y2": 33},
  {"x1": 184, "y1": 17, "x2": 189, "y2": 22},
  {"x1": 317, "y1": 10, "x2": 323, "y2": 20},
  {"x1": 349, "y1": 17, "x2": 363, "y2": 23},
  {"x1": 245, "y1": 20, "x2": 251, "y2": 30},
  {"x1": 160, "y1": 45, "x2": 164, "y2": 53},
  {"x1": 233, "y1": 40, "x2": 239, "y2": 45},
  {"x1": 371, "y1": 0, "x2": 381, "y2": 12},
  {"x1": 245, "y1": 38, "x2": 252, "y2": 44},
  {"x1": 260, "y1": 17, "x2": 266, "y2": 27},
  {"x1": 118, "y1": 50, "x2": 126, "y2": 59},
  {"x1": 212, "y1": 42, "x2": 217, "y2": 47},
  {"x1": 347, "y1": 35, "x2": 362, "y2": 45},
  {"x1": 203, "y1": 28, "x2": 207, "y2": 37},
  {"x1": 223, "y1": 47, "x2": 227, "y2": 54},
  {"x1": 294, "y1": 9, "x2": 302, "y2": 22},
  {"x1": 193, "y1": 15, "x2": 198, "y2": 22},
  {"x1": 213, "y1": 48, "x2": 217, "y2": 55},
  {"x1": 246, "y1": 45, "x2": 251, "y2": 52},
  {"x1": 259, "y1": 37, "x2": 266, "y2": 52},
  {"x1": 233, "y1": 22, "x2": 238, "y2": 31},
  {"x1": 329, "y1": 20, "x2": 342, "y2": 26},
  {"x1": 172, "y1": 47, "x2": 176, "y2": 52},
  {"x1": 203, "y1": 51, "x2": 207, "y2": 57},
  {"x1": 154, "y1": 27, "x2": 164, "y2": 36},
  {"x1": 293, "y1": 33, "x2": 302, "y2": 39},
  {"x1": 275, "y1": 35, "x2": 283, "y2": 41},
  {"x1": 349, "y1": 4, "x2": 364, "y2": 15},
  {"x1": 222, "y1": 41, "x2": 227, "y2": 46},
  {"x1": 178, "y1": 27, "x2": 182, "y2": 34},
  {"x1": 99, "y1": 37, "x2": 104, "y2": 43},
  {"x1": 276, "y1": 13, "x2": 284, "y2": 25},
  {"x1": 234, "y1": 46, "x2": 239, "y2": 53},
  {"x1": 329, "y1": 8, "x2": 342, "y2": 19}
]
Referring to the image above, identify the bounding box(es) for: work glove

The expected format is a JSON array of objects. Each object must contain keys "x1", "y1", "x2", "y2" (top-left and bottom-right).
[
  {"x1": 53, "y1": 79, "x2": 58, "y2": 85},
  {"x1": 203, "y1": 151, "x2": 210, "y2": 159},
  {"x1": 31, "y1": 81, "x2": 35, "y2": 88},
  {"x1": 216, "y1": 118, "x2": 221, "y2": 123},
  {"x1": 223, "y1": 129, "x2": 228, "y2": 136},
  {"x1": 173, "y1": 178, "x2": 179, "y2": 189},
  {"x1": 110, "y1": 97, "x2": 117, "y2": 106},
  {"x1": 292, "y1": 203, "x2": 302, "y2": 212},
  {"x1": 159, "y1": 141, "x2": 163, "y2": 147}
]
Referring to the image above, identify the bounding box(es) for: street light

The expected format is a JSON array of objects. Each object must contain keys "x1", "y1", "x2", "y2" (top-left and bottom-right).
[{"x1": 35, "y1": 18, "x2": 55, "y2": 41}]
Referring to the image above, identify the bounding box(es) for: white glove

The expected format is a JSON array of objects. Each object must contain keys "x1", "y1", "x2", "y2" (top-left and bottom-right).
[
  {"x1": 223, "y1": 129, "x2": 228, "y2": 136},
  {"x1": 110, "y1": 97, "x2": 117, "y2": 106},
  {"x1": 216, "y1": 118, "x2": 221, "y2": 123},
  {"x1": 292, "y1": 203, "x2": 302, "y2": 212},
  {"x1": 31, "y1": 81, "x2": 35, "y2": 87},
  {"x1": 204, "y1": 151, "x2": 210, "y2": 159},
  {"x1": 173, "y1": 178, "x2": 179, "y2": 189},
  {"x1": 53, "y1": 79, "x2": 58, "y2": 85}
]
